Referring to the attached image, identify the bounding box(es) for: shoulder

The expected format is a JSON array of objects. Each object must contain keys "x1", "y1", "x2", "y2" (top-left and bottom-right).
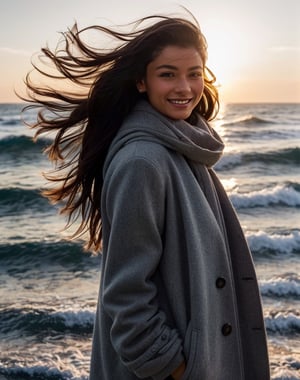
[
  {"x1": 106, "y1": 140, "x2": 172, "y2": 179},
  {"x1": 102, "y1": 141, "x2": 168, "y2": 216}
]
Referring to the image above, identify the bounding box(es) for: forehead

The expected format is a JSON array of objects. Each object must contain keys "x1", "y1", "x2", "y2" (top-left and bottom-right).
[{"x1": 151, "y1": 45, "x2": 203, "y2": 67}]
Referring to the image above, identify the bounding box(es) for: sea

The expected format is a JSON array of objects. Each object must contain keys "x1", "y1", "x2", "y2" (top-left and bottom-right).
[{"x1": 0, "y1": 102, "x2": 299, "y2": 380}]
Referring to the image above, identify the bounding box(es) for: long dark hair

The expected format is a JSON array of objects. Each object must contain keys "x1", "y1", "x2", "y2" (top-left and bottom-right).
[{"x1": 21, "y1": 13, "x2": 219, "y2": 251}]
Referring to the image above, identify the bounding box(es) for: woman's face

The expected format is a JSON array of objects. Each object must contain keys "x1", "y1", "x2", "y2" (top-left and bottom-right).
[{"x1": 137, "y1": 45, "x2": 204, "y2": 120}]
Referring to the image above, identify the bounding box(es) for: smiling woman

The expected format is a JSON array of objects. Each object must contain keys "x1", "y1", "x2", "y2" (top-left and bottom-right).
[
  {"x1": 21, "y1": 11, "x2": 270, "y2": 380},
  {"x1": 136, "y1": 46, "x2": 205, "y2": 120}
]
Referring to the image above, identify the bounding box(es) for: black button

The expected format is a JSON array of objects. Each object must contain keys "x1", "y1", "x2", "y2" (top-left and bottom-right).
[
  {"x1": 222, "y1": 323, "x2": 232, "y2": 336},
  {"x1": 216, "y1": 277, "x2": 226, "y2": 288},
  {"x1": 161, "y1": 334, "x2": 168, "y2": 341}
]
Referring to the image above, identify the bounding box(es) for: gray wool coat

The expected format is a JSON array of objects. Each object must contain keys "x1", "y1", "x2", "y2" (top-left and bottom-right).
[{"x1": 89, "y1": 101, "x2": 270, "y2": 380}]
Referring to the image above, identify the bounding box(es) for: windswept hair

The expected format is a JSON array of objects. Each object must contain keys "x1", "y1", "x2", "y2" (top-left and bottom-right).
[{"x1": 21, "y1": 13, "x2": 219, "y2": 252}]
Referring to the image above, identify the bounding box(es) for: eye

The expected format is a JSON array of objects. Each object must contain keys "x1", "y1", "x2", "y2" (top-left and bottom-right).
[
  {"x1": 190, "y1": 71, "x2": 203, "y2": 78},
  {"x1": 159, "y1": 72, "x2": 175, "y2": 78}
]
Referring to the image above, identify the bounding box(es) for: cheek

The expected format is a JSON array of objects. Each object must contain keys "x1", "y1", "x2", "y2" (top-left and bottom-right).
[
  {"x1": 148, "y1": 80, "x2": 171, "y2": 96},
  {"x1": 195, "y1": 80, "x2": 205, "y2": 96}
]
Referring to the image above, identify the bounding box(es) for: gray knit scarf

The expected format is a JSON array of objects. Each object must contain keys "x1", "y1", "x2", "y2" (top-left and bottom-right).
[{"x1": 105, "y1": 100, "x2": 234, "y2": 241}]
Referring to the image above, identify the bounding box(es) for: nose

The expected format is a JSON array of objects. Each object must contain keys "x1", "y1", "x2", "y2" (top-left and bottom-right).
[{"x1": 175, "y1": 77, "x2": 191, "y2": 93}]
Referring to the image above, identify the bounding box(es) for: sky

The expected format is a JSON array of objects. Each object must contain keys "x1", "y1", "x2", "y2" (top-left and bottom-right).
[{"x1": 0, "y1": 0, "x2": 299, "y2": 104}]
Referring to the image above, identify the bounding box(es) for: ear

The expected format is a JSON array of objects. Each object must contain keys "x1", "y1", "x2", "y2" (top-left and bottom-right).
[{"x1": 136, "y1": 79, "x2": 147, "y2": 93}]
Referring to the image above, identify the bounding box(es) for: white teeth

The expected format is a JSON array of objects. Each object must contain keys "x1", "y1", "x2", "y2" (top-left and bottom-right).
[{"x1": 170, "y1": 99, "x2": 190, "y2": 105}]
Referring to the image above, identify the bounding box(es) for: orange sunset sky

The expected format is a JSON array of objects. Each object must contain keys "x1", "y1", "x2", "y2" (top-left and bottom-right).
[{"x1": 1, "y1": 0, "x2": 299, "y2": 104}]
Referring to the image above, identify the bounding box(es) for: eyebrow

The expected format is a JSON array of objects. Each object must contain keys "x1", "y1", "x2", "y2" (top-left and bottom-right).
[{"x1": 155, "y1": 64, "x2": 203, "y2": 71}]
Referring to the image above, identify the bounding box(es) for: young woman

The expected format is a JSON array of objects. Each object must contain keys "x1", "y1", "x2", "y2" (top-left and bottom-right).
[{"x1": 23, "y1": 12, "x2": 270, "y2": 380}]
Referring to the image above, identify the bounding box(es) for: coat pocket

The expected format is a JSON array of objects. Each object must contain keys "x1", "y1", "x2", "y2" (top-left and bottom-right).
[{"x1": 181, "y1": 323, "x2": 202, "y2": 380}]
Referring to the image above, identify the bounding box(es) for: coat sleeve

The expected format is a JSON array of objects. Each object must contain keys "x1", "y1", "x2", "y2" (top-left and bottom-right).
[{"x1": 101, "y1": 155, "x2": 185, "y2": 379}]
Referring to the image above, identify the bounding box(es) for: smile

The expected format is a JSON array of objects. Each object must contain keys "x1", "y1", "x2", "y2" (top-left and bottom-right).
[{"x1": 168, "y1": 99, "x2": 192, "y2": 105}]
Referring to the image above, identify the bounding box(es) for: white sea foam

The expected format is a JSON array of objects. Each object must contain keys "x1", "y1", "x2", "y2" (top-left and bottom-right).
[
  {"x1": 272, "y1": 368, "x2": 300, "y2": 380},
  {"x1": 247, "y1": 230, "x2": 300, "y2": 254},
  {"x1": 230, "y1": 185, "x2": 300, "y2": 209},
  {"x1": 52, "y1": 309, "x2": 95, "y2": 327},
  {"x1": 260, "y1": 277, "x2": 300, "y2": 297},
  {"x1": 265, "y1": 312, "x2": 300, "y2": 333}
]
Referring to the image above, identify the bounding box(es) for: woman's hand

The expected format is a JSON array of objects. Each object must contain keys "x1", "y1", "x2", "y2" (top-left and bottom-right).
[{"x1": 171, "y1": 361, "x2": 186, "y2": 380}]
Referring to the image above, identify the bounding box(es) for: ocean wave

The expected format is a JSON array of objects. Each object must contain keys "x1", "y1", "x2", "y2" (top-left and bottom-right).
[
  {"x1": 221, "y1": 114, "x2": 274, "y2": 127},
  {"x1": 245, "y1": 147, "x2": 300, "y2": 165},
  {"x1": 0, "y1": 241, "x2": 99, "y2": 272},
  {"x1": 0, "y1": 187, "x2": 50, "y2": 215},
  {"x1": 260, "y1": 275, "x2": 300, "y2": 298},
  {"x1": 265, "y1": 312, "x2": 300, "y2": 335},
  {"x1": 221, "y1": 129, "x2": 298, "y2": 142},
  {"x1": 230, "y1": 184, "x2": 300, "y2": 209},
  {"x1": 215, "y1": 153, "x2": 243, "y2": 169},
  {"x1": 0, "y1": 365, "x2": 84, "y2": 380},
  {"x1": 0, "y1": 307, "x2": 94, "y2": 336},
  {"x1": 0, "y1": 135, "x2": 51, "y2": 158},
  {"x1": 272, "y1": 367, "x2": 300, "y2": 380},
  {"x1": 216, "y1": 147, "x2": 300, "y2": 170},
  {"x1": 0, "y1": 118, "x2": 21, "y2": 126},
  {"x1": 247, "y1": 230, "x2": 300, "y2": 255}
]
